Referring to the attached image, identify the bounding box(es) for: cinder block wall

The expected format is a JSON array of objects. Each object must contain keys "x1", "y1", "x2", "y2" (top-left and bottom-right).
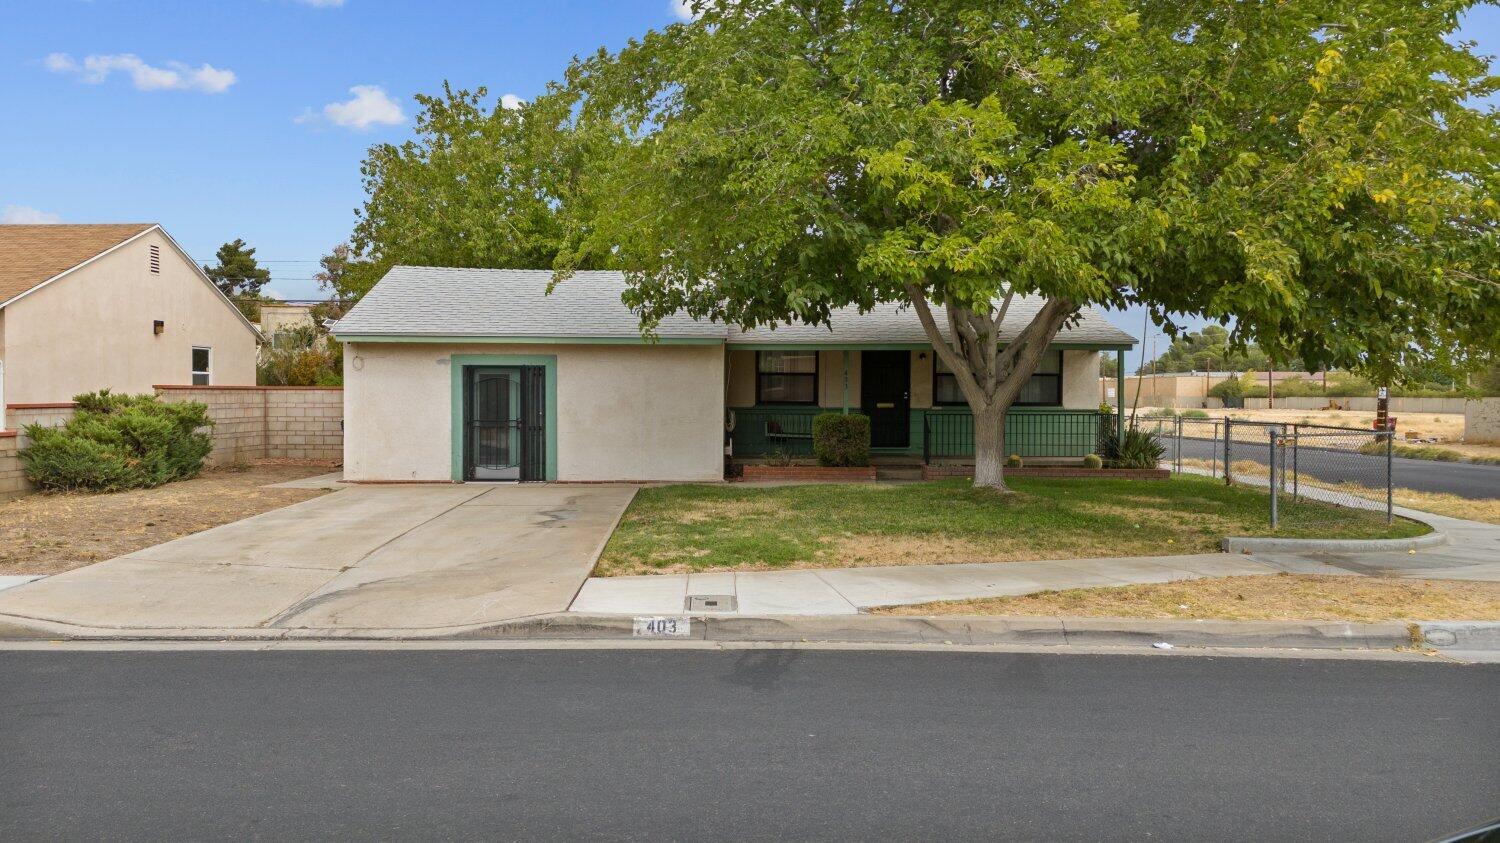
[
  {"x1": 154, "y1": 386, "x2": 343, "y2": 464},
  {"x1": 0, "y1": 433, "x2": 28, "y2": 501},
  {"x1": 266, "y1": 388, "x2": 343, "y2": 460},
  {"x1": 1, "y1": 387, "x2": 343, "y2": 501}
]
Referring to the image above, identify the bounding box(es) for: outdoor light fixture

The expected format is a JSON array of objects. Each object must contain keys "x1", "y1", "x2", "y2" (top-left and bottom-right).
[{"x1": 153, "y1": 320, "x2": 165, "y2": 335}]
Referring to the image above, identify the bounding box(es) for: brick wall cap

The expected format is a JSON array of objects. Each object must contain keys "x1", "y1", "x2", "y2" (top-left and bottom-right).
[
  {"x1": 153, "y1": 384, "x2": 343, "y2": 392},
  {"x1": 6, "y1": 402, "x2": 79, "y2": 409}
]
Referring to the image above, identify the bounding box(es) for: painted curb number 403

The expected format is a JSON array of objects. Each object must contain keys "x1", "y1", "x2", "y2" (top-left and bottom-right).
[{"x1": 633, "y1": 617, "x2": 691, "y2": 637}]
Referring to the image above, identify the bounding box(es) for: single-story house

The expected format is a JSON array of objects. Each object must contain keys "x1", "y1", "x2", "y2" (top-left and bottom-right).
[
  {"x1": 0, "y1": 224, "x2": 261, "y2": 417},
  {"x1": 332, "y1": 267, "x2": 1136, "y2": 483}
]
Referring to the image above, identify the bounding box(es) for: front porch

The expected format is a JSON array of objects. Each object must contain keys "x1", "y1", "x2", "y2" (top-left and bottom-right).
[{"x1": 725, "y1": 344, "x2": 1127, "y2": 464}]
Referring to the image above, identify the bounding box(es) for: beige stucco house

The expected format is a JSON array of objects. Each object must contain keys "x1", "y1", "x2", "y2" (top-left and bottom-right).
[
  {"x1": 334, "y1": 267, "x2": 1135, "y2": 483},
  {"x1": 0, "y1": 224, "x2": 261, "y2": 417}
]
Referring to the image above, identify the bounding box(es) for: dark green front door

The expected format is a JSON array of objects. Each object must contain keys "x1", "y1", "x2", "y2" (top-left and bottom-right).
[
  {"x1": 464, "y1": 366, "x2": 545, "y2": 481},
  {"x1": 861, "y1": 350, "x2": 910, "y2": 448}
]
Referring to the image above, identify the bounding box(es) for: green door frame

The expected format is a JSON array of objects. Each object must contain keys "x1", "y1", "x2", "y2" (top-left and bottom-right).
[{"x1": 450, "y1": 354, "x2": 558, "y2": 481}]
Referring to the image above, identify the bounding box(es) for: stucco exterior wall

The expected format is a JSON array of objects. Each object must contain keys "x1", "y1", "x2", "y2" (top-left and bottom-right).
[
  {"x1": 1466, "y1": 398, "x2": 1500, "y2": 443},
  {"x1": 343, "y1": 342, "x2": 725, "y2": 482},
  {"x1": 0, "y1": 229, "x2": 259, "y2": 404},
  {"x1": 1061, "y1": 350, "x2": 1100, "y2": 409}
]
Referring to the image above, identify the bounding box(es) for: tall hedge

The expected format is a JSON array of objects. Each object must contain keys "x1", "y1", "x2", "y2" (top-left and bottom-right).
[
  {"x1": 20, "y1": 391, "x2": 214, "y2": 492},
  {"x1": 811, "y1": 412, "x2": 871, "y2": 467}
]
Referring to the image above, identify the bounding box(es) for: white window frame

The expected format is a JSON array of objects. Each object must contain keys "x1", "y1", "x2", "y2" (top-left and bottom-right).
[{"x1": 191, "y1": 346, "x2": 212, "y2": 386}]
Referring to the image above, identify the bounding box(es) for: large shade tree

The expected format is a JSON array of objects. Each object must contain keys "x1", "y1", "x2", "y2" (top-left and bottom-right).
[{"x1": 549, "y1": 0, "x2": 1497, "y2": 489}]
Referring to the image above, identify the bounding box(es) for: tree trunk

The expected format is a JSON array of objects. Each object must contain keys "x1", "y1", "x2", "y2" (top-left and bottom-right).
[{"x1": 972, "y1": 403, "x2": 1009, "y2": 491}]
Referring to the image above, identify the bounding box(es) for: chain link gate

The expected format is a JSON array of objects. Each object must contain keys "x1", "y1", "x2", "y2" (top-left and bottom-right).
[{"x1": 1143, "y1": 414, "x2": 1394, "y2": 529}]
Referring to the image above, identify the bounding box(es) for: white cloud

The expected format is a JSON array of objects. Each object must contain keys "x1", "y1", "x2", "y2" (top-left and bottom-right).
[
  {"x1": 500, "y1": 93, "x2": 524, "y2": 110},
  {"x1": 301, "y1": 85, "x2": 405, "y2": 130},
  {"x1": 2, "y1": 205, "x2": 63, "y2": 224},
  {"x1": 45, "y1": 52, "x2": 236, "y2": 93},
  {"x1": 670, "y1": 0, "x2": 698, "y2": 21}
]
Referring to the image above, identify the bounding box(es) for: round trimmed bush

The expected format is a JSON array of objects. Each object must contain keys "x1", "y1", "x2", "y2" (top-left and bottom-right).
[
  {"x1": 1006, "y1": 454, "x2": 1024, "y2": 468},
  {"x1": 1082, "y1": 453, "x2": 1103, "y2": 469},
  {"x1": 811, "y1": 412, "x2": 871, "y2": 467}
]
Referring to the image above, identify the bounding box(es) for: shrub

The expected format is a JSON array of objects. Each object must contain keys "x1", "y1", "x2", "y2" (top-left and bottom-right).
[
  {"x1": 1180, "y1": 409, "x2": 1210, "y2": 419},
  {"x1": 1006, "y1": 454, "x2": 1024, "y2": 468},
  {"x1": 1100, "y1": 425, "x2": 1165, "y2": 469},
  {"x1": 20, "y1": 390, "x2": 214, "y2": 492},
  {"x1": 811, "y1": 412, "x2": 870, "y2": 467},
  {"x1": 1207, "y1": 376, "x2": 1244, "y2": 400},
  {"x1": 1144, "y1": 407, "x2": 1177, "y2": 418},
  {"x1": 1082, "y1": 453, "x2": 1103, "y2": 469}
]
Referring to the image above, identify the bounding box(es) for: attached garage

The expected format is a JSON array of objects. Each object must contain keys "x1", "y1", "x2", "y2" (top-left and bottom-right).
[{"x1": 333, "y1": 268, "x2": 726, "y2": 483}]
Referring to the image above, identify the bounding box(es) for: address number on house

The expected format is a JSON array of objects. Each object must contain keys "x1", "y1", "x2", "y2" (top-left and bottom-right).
[{"x1": 633, "y1": 617, "x2": 692, "y2": 637}]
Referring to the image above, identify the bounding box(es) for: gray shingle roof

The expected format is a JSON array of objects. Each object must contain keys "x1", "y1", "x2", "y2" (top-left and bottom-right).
[
  {"x1": 332, "y1": 266, "x2": 1136, "y2": 347},
  {"x1": 727, "y1": 300, "x2": 1135, "y2": 346},
  {"x1": 330, "y1": 267, "x2": 723, "y2": 339}
]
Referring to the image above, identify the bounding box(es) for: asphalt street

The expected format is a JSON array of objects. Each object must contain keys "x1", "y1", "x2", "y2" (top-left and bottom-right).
[
  {"x1": 1177, "y1": 436, "x2": 1500, "y2": 499},
  {"x1": 3, "y1": 648, "x2": 1496, "y2": 841}
]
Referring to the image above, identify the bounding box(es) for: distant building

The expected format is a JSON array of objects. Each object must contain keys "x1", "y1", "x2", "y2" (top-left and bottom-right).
[
  {"x1": 258, "y1": 302, "x2": 318, "y2": 346},
  {"x1": 1102, "y1": 370, "x2": 1335, "y2": 408}
]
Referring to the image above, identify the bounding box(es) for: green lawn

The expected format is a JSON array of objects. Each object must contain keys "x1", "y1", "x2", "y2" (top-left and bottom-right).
[{"x1": 596, "y1": 475, "x2": 1430, "y2": 576}]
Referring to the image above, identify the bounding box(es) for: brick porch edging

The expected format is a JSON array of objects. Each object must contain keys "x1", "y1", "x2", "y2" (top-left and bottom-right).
[
  {"x1": 741, "y1": 465, "x2": 879, "y2": 481},
  {"x1": 922, "y1": 465, "x2": 1170, "y2": 481}
]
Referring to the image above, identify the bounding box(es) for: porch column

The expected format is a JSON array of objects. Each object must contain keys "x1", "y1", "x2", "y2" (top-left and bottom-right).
[
  {"x1": 842, "y1": 350, "x2": 850, "y2": 413},
  {"x1": 1116, "y1": 348, "x2": 1126, "y2": 434}
]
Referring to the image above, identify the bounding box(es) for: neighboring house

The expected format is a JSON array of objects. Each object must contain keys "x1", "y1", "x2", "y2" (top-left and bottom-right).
[
  {"x1": 332, "y1": 267, "x2": 1136, "y2": 483},
  {"x1": 258, "y1": 302, "x2": 318, "y2": 346},
  {"x1": 0, "y1": 224, "x2": 261, "y2": 415}
]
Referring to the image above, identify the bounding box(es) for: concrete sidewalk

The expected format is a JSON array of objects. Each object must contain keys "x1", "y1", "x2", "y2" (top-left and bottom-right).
[{"x1": 571, "y1": 506, "x2": 1500, "y2": 616}]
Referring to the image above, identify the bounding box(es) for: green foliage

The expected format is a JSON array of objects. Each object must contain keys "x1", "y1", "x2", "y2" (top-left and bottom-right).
[
  {"x1": 1145, "y1": 326, "x2": 1290, "y2": 375},
  {"x1": 1180, "y1": 409, "x2": 1210, "y2": 419},
  {"x1": 811, "y1": 412, "x2": 871, "y2": 467},
  {"x1": 1082, "y1": 453, "x2": 1103, "y2": 469},
  {"x1": 1100, "y1": 425, "x2": 1166, "y2": 469},
  {"x1": 20, "y1": 391, "x2": 214, "y2": 493},
  {"x1": 202, "y1": 239, "x2": 271, "y2": 319},
  {"x1": 1144, "y1": 407, "x2": 1176, "y2": 419},
  {"x1": 257, "y1": 326, "x2": 343, "y2": 386},
  {"x1": 552, "y1": 0, "x2": 1498, "y2": 385},
  {"x1": 352, "y1": 84, "x2": 605, "y2": 281},
  {"x1": 1208, "y1": 376, "x2": 1245, "y2": 401},
  {"x1": 313, "y1": 243, "x2": 384, "y2": 307}
]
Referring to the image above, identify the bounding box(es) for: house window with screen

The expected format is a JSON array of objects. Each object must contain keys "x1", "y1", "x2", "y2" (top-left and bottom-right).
[
  {"x1": 756, "y1": 351, "x2": 818, "y2": 404},
  {"x1": 934, "y1": 349, "x2": 1063, "y2": 406},
  {"x1": 191, "y1": 347, "x2": 211, "y2": 386}
]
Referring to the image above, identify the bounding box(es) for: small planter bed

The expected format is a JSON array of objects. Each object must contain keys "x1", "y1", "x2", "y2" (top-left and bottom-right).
[
  {"x1": 922, "y1": 464, "x2": 1169, "y2": 481},
  {"x1": 741, "y1": 464, "x2": 877, "y2": 481}
]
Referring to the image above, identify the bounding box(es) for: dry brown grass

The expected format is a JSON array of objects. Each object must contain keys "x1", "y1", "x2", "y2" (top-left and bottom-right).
[
  {"x1": 0, "y1": 462, "x2": 334, "y2": 575},
  {"x1": 875, "y1": 573, "x2": 1500, "y2": 622},
  {"x1": 1180, "y1": 458, "x2": 1500, "y2": 525}
]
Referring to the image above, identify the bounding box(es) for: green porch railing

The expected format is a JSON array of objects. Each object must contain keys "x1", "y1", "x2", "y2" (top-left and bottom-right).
[
  {"x1": 729, "y1": 407, "x2": 821, "y2": 457},
  {"x1": 728, "y1": 407, "x2": 1106, "y2": 461},
  {"x1": 923, "y1": 410, "x2": 1105, "y2": 461}
]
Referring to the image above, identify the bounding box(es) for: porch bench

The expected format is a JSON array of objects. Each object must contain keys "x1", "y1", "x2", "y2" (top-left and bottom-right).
[{"x1": 764, "y1": 420, "x2": 813, "y2": 444}]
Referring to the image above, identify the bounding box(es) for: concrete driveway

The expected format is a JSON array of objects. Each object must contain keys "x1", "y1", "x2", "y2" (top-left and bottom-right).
[{"x1": 0, "y1": 484, "x2": 636, "y2": 637}]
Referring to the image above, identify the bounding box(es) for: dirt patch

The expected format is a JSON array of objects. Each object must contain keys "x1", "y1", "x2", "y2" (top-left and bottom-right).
[
  {"x1": 817, "y1": 534, "x2": 1004, "y2": 566},
  {"x1": 0, "y1": 462, "x2": 336, "y2": 576},
  {"x1": 875, "y1": 573, "x2": 1500, "y2": 622}
]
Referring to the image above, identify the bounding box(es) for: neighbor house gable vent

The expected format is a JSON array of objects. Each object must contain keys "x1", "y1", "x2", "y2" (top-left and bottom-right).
[{"x1": 149, "y1": 244, "x2": 161, "y2": 274}]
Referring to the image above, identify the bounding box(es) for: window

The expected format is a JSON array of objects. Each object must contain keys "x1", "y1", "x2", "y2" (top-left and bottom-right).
[
  {"x1": 756, "y1": 351, "x2": 818, "y2": 404},
  {"x1": 933, "y1": 349, "x2": 1063, "y2": 406},
  {"x1": 191, "y1": 347, "x2": 211, "y2": 386}
]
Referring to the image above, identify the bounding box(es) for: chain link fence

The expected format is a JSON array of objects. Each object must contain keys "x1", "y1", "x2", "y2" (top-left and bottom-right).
[{"x1": 1135, "y1": 414, "x2": 1394, "y2": 528}]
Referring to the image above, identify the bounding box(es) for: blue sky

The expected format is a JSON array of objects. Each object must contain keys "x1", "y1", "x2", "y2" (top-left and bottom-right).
[{"x1": 3, "y1": 0, "x2": 1496, "y2": 350}]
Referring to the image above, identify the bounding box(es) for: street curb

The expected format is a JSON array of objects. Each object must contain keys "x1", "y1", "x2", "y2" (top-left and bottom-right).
[
  {"x1": 0, "y1": 611, "x2": 1420, "y2": 650},
  {"x1": 1221, "y1": 531, "x2": 1448, "y2": 555},
  {"x1": 1419, "y1": 621, "x2": 1500, "y2": 653},
  {"x1": 458, "y1": 613, "x2": 1415, "y2": 650}
]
